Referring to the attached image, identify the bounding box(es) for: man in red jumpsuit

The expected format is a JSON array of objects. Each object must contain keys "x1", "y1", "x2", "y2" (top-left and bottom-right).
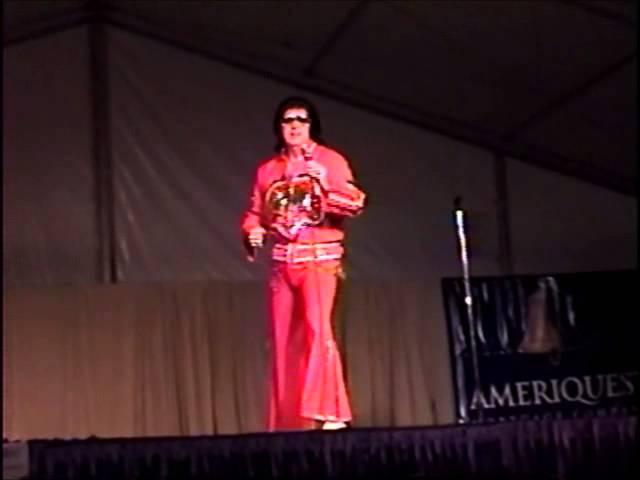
[{"x1": 241, "y1": 96, "x2": 366, "y2": 431}]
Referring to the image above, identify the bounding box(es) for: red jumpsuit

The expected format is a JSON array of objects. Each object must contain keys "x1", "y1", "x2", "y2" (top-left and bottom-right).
[{"x1": 241, "y1": 143, "x2": 366, "y2": 430}]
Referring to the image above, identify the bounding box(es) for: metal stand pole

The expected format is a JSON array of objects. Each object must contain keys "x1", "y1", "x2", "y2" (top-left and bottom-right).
[{"x1": 454, "y1": 197, "x2": 483, "y2": 422}]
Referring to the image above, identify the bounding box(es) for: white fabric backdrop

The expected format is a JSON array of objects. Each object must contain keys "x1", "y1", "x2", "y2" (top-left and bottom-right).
[
  {"x1": 3, "y1": 28, "x2": 97, "y2": 287},
  {"x1": 507, "y1": 158, "x2": 637, "y2": 274}
]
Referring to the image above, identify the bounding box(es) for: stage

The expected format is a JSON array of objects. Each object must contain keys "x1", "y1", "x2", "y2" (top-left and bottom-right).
[{"x1": 5, "y1": 414, "x2": 637, "y2": 479}]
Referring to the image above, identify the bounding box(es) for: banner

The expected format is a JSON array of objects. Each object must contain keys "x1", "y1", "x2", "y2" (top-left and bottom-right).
[{"x1": 441, "y1": 270, "x2": 638, "y2": 423}]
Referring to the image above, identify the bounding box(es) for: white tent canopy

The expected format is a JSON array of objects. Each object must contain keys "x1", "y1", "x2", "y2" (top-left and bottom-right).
[{"x1": 4, "y1": 0, "x2": 637, "y2": 195}]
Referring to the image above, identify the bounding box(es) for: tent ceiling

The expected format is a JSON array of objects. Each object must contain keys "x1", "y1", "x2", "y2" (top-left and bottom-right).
[{"x1": 4, "y1": 0, "x2": 636, "y2": 195}]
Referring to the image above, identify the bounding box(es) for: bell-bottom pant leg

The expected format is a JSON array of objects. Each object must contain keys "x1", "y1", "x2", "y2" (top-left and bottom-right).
[
  {"x1": 298, "y1": 263, "x2": 353, "y2": 422},
  {"x1": 267, "y1": 264, "x2": 315, "y2": 431}
]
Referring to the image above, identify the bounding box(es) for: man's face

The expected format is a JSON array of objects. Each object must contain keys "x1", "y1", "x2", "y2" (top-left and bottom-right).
[{"x1": 280, "y1": 107, "x2": 311, "y2": 148}]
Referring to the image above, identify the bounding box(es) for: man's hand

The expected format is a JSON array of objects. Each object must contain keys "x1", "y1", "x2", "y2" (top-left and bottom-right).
[{"x1": 248, "y1": 226, "x2": 266, "y2": 248}]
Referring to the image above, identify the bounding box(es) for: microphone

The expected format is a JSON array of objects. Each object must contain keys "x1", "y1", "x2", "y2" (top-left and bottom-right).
[
  {"x1": 454, "y1": 196, "x2": 464, "y2": 232},
  {"x1": 454, "y1": 195, "x2": 462, "y2": 212},
  {"x1": 302, "y1": 142, "x2": 315, "y2": 162}
]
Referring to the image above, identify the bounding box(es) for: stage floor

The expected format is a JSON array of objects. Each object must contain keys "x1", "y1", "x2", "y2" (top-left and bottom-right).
[{"x1": 6, "y1": 414, "x2": 638, "y2": 479}]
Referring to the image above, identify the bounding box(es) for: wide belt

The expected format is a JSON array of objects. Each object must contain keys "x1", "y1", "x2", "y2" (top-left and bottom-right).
[{"x1": 272, "y1": 241, "x2": 344, "y2": 264}]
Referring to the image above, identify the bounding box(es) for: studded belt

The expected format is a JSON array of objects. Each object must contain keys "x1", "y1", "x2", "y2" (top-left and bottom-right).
[{"x1": 272, "y1": 241, "x2": 344, "y2": 264}]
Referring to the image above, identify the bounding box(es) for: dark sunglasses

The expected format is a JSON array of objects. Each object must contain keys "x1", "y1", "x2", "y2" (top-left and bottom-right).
[{"x1": 281, "y1": 116, "x2": 310, "y2": 125}]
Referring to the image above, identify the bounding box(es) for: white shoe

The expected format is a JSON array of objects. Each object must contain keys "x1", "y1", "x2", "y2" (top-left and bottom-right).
[{"x1": 321, "y1": 421, "x2": 347, "y2": 430}]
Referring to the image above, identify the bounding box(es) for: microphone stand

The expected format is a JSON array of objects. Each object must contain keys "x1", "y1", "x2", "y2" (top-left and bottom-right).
[{"x1": 453, "y1": 196, "x2": 483, "y2": 422}]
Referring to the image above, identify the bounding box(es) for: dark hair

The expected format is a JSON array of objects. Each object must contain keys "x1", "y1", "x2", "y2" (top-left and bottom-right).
[{"x1": 272, "y1": 96, "x2": 324, "y2": 151}]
